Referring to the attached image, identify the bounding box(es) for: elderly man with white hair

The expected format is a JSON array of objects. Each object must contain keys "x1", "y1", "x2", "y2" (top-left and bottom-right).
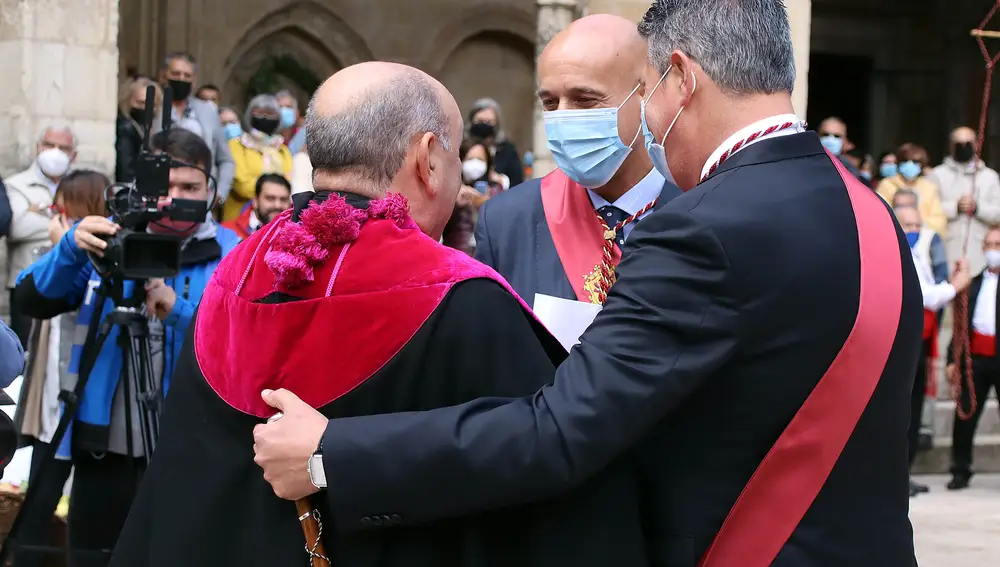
[{"x1": 4, "y1": 123, "x2": 77, "y2": 346}]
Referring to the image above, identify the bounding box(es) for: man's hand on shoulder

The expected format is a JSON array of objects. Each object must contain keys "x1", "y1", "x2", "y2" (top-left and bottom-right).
[{"x1": 253, "y1": 388, "x2": 328, "y2": 500}]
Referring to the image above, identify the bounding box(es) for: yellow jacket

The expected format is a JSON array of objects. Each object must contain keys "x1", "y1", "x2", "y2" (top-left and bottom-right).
[
  {"x1": 876, "y1": 175, "x2": 948, "y2": 237},
  {"x1": 224, "y1": 138, "x2": 293, "y2": 221}
]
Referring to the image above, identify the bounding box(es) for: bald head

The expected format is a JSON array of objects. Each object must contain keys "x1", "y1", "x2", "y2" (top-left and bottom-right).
[
  {"x1": 948, "y1": 126, "x2": 978, "y2": 164},
  {"x1": 538, "y1": 14, "x2": 647, "y2": 111},
  {"x1": 307, "y1": 62, "x2": 462, "y2": 189},
  {"x1": 306, "y1": 61, "x2": 465, "y2": 239}
]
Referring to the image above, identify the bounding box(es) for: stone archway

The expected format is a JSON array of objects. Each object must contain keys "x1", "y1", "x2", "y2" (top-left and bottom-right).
[
  {"x1": 220, "y1": 0, "x2": 373, "y2": 112},
  {"x1": 432, "y1": 8, "x2": 536, "y2": 160}
]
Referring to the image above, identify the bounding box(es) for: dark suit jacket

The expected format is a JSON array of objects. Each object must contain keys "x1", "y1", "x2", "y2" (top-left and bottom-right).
[
  {"x1": 474, "y1": 176, "x2": 682, "y2": 304},
  {"x1": 947, "y1": 271, "x2": 999, "y2": 363},
  {"x1": 323, "y1": 133, "x2": 922, "y2": 566}
]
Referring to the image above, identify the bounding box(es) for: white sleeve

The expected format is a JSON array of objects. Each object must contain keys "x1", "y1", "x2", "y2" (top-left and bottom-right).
[{"x1": 919, "y1": 277, "x2": 956, "y2": 311}]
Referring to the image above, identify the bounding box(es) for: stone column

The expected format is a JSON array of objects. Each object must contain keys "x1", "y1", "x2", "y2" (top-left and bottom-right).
[
  {"x1": 787, "y1": 0, "x2": 812, "y2": 121},
  {"x1": 532, "y1": 0, "x2": 579, "y2": 178},
  {"x1": 0, "y1": 0, "x2": 120, "y2": 177}
]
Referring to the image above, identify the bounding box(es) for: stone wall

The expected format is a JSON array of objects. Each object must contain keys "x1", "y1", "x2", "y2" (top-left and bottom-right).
[{"x1": 0, "y1": 0, "x2": 119, "y2": 178}]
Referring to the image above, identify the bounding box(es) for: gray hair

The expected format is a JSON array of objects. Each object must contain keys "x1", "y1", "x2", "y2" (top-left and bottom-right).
[
  {"x1": 38, "y1": 122, "x2": 77, "y2": 148},
  {"x1": 245, "y1": 94, "x2": 281, "y2": 129},
  {"x1": 275, "y1": 90, "x2": 298, "y2": 111},
  {"x1": 163, "y1": 51, "x2": 198, "y2": 74},
  {"x1": 306, "y1": 73, "x2": 452, "y2": 189},
  {"x1": 638, "y1": 0, "x2": 796, "y2": 96},
  {"x1": 892, "y1": 189, "x2": 919, "y2": 207},
  {"x1": 468, "y1": 97, "x2": 506, "y2": 142}
]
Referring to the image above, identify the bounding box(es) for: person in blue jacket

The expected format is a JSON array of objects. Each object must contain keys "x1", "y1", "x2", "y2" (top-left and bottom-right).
[
  {"x1": 0, "y1": 318, "x2": 23, "y2": 387},
  {"x1": 13, "y1": 128, "x2": 239, "y2": 566}
]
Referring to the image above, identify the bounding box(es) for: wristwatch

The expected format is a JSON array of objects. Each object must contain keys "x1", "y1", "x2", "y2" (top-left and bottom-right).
[{"x1": 307, "y1": 437, "x2": 327, "y2": 489}]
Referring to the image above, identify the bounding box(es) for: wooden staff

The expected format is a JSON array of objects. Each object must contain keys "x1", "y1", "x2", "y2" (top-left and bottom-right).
[
  {"x1": 267, "y1": 412, "x2": 331, "y2": 565},
  {"x1": 296, "y1": 498, "x2": 331, "y2": 567}
]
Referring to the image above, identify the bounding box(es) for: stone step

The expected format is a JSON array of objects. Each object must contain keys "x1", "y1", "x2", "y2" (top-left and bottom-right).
[
  {"x1": 912, "y1": 434, "x2": 1000, "y2": 474},
  {"x1": 927, "y1": 398, "x2": 1000, "y2": 437}
]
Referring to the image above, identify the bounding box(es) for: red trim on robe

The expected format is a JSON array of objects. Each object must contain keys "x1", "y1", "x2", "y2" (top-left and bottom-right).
[
  {"x1": 971, "y1": 332, "x2": 996, "y2": 357},
  {"x1": 698, "y1": 151, "x2": 904, "y2": 567},
  {"x1": 194, "y1": 209, "x2": 533, "y2": 418},
  {"x1": 540, "y1": 169, "x2": 622, "y2": 303}
]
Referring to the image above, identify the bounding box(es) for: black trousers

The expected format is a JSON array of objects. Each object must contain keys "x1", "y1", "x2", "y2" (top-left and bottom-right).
[
  {"x1": 66, "y1": 451, "x2": 145, "y2": 567},
  {"x1": 950, "y1": 355, "x2": 1000, "y2": 478},
  {"x1": 8, "y1": 288, "x2": 32, "y2": 350},
  {"x1": 13, "y1": 442, "x2": 74, "y2": 567},
  {"x1": 907, "y1": 339, "x2": 930, "y2": 468}
]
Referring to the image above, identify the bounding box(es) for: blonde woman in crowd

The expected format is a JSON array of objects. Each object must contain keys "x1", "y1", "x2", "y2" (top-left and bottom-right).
[{"x1": 876, "y1": 143, "x2": 948, "y2": 237}]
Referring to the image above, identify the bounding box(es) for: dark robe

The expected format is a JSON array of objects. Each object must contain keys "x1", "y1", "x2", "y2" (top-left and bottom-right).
[{"x1": 109, "y1": 191, "x2": 646, "y2": 567}]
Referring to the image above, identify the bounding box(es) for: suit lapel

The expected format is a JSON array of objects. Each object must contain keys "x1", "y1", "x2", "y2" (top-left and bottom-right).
[{"x1": 969, "y1": 274, "x2": 983, "y2": 336}]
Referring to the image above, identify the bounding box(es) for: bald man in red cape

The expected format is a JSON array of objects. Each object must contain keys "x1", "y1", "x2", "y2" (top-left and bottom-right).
[{"x1": 109, "y1": 63, "x2": 646, "y2": 567}]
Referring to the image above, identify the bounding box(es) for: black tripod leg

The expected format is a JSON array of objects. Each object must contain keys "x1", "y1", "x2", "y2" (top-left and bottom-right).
[{"x1": 136, "y1": 336, "x2": 159, "y2": 445}]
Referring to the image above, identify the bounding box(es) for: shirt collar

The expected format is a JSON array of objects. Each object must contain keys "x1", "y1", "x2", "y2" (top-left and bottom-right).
[
  {"x1": 587, "y1": 167, "x2": 665, "y2": 214},
  {"x1": 985, "y1": 270, "x2": 999, "y2": 281},
  {"x1": 29, "y1": 162, "x2": 60, "y2": 194},
  {"x1": 249, "y1": 209, "x2": 262, "y2": 232},
  {"x1": 701, "y1": 114, "x2": 805, "y2": 181}
]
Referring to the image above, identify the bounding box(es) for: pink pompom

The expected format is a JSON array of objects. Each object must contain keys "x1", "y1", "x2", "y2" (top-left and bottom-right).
[
  {"x1": 367, "y1": 193, "x2": 414, "y2": 228},
  {"x1": 264, "y1": 249, "x2": 314, "y2": 288},
  {"x1": 301, "y1": 195, "x2": 364, "y2": 247}
]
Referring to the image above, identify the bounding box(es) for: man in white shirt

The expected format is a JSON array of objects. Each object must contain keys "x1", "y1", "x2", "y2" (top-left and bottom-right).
[
  {"x1": 896, "y1": 205, "x2": 970, "y2": 496},
  {"x1": 946, "y1": 224, "x2": 1000, "y2": 490}
]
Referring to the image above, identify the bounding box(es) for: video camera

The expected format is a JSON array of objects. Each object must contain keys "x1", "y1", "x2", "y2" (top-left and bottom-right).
[{"x1": 89, "y1": 84, "x2": 209, "y2": 281}]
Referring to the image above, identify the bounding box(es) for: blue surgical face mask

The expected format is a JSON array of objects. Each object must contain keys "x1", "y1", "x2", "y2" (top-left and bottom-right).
[
  {"x1": 279, "y1": 107, "x2": 297, "y2": 130},
  {"x1": 820, "y1": 135, "x2": 843, "y2": 155},
  {"x1": 544, "y1": 82, "x2": 642, "y2": 189},
  {"x1": 880, "y1": 162, "x2": 898, "y2": 178},
  {"x1": 223, "y1": 123, "x2": 242, "y2": 140},
  {"x1": 899, "y1": 160, "x2": 922, "y2": 181},
  {"x1": 905, "y1": 231, "x2": 920, "y2": 248},
  {"x1": 640, "y1": 65, "x2": 693, "y2": 185}
]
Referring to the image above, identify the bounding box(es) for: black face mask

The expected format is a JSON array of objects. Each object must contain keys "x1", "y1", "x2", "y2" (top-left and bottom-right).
[
  {"x1": 168, "y1": 79, "x2": 193, "y2": 100},
  {"x1": 251, "y1": 116, "x2": 280, "y2": 135},
  {"x1": 953, "y1": 141, "x2": 975, "y2": 163},
  {"x1": 469, "y1": 121, "x2": 496, "y2": 140},
  {"x1": 129, "y1": 108, "x2": 146, "y2": 124}
]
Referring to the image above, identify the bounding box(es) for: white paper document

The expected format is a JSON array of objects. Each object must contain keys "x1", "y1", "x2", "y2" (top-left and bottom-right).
[{"x1": 532, "y1": 293, "x2": 603, "y2": 352}]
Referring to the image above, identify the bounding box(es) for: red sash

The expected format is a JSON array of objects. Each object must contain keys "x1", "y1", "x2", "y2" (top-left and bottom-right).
[
  {"x1": 540, "y1": 169, "x2": 622, "y2": 303},
  {"x1": 922, "y1": 309, "x2": 938, "y2": 359},
  {"x1": 971, "y1": 331, "x2": 996, "y2": 357},
  {"x1": 698, "y1": 151, "x2": 903, "y2": 567}
]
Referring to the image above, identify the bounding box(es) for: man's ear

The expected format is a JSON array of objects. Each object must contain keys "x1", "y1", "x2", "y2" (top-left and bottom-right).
[{"x1": 414, "y1": 132, "x2": 436, "y2": 192}]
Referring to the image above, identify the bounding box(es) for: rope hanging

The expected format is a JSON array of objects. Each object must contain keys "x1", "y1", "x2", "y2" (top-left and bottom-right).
[{"x1": 950, "y1": 0, "x2": 1000, "y2": 420}]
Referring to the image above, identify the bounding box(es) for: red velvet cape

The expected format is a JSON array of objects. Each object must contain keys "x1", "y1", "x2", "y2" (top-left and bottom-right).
[{"x1": 195, "y1": 194, "x2": 529, "y2": 418}]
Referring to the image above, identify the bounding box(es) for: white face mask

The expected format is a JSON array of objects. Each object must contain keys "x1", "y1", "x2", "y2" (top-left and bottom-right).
[
  {"x1": 37, "y1": 148, "x2": 71, "y2": 178},
  {"x1": 986, "y1": 249, "x2": 1000, "y2": 269},
  {"x1": 462, "y1": 158, "x2": 488, "y2": 184}
]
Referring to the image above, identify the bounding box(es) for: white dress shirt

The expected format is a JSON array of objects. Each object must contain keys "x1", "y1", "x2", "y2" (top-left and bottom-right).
[
  {"x1": 972, "y1": 270, "x2": 998, "y2": 335},
  {"x1": 587, "y1": 167, "x2": 665, "y2": 242},
  {"x1": 912, "y1": 249, "x2": 957, "y2": 311},
  {"x1": 701, "y1": 114, "x2": 805, "y2": 181}
]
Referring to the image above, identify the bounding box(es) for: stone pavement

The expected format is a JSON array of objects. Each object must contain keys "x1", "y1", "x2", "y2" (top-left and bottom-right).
[{"x1": 910, "y1": 474, "x2": 1000, "y2": 565}]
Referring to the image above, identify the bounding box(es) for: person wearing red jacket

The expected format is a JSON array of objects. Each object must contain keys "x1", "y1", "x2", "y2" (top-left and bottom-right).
[{"x1": 221, "y1": 173, "x2": 291, "y2": 240}]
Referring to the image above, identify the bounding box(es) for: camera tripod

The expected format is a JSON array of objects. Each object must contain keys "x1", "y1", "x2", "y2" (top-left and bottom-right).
[{"x1": 0, "y1": 277, "x2": 164, "y2": 565}]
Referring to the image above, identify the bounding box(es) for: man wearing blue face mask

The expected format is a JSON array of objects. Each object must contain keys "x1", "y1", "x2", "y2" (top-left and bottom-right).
[
  {"x1": 276, "y1": 90, "x2": 306, "y2": 155},
  {"x1": 473, "y1": 14, "x2": 681, "y2": 316},
  {"x1": 817, "y1": 117, "x2": 865, "y2": 181}
]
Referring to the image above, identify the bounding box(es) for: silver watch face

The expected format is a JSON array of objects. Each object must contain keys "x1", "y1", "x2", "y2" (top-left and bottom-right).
[{"x1": 308, "y1": 454, "x2": 327, "y2": 488}]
